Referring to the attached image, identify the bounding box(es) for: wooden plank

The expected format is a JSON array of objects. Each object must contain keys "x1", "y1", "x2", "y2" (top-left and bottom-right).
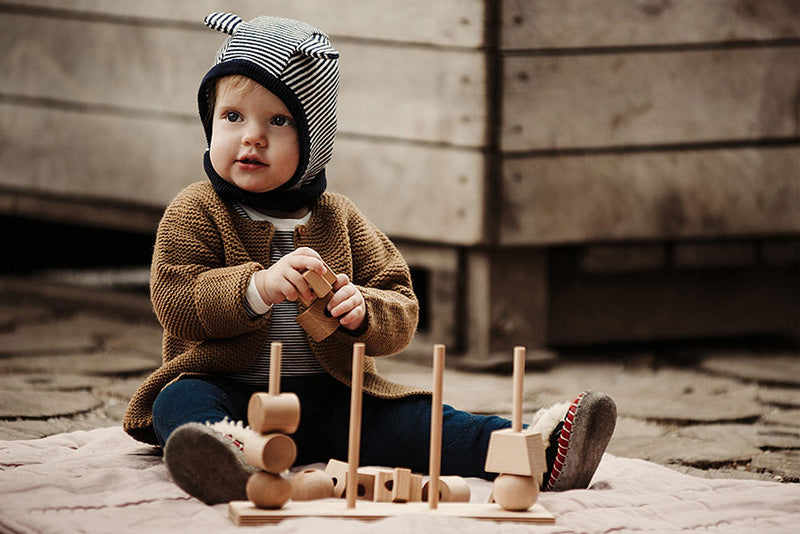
[
  {"x1": 0, "y1": 12, "x2": 487, "y2": 147},
  {"x1": 547, "y1": 265, "x2": 800, "y2": 345},
  {"x1": 328, "y1": 139, "x2": 485, "y2": 245},
  {"x1": 502, "y1": 47, "x2": 800, "y2": 151},
  {"x1": 501, "y1": 0, "x2": 800, "y2": 50},
  {"x1": 228, "y1": 500, "x2": 555, "y2": 525},
  {"x1": 0, "y1": 104, "x2": 486, "y2": 245},
  {"x1": 499, "y1": 147, "x2": 800, "y2": 245},
  {"x1": 3, "y1": 0, "x2": 487, "y2": 47},
  {"x1": 0, "y1": 103, "x2": 204, "y2": 208}
]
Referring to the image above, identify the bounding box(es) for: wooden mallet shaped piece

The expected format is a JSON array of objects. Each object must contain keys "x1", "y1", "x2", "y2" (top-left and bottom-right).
[
  {"x1": 247, "y1": 342, "x2": 301, "y2": 434},
  {"x1": 244, "y1": 342, "x2": 299, "y2": 473}
]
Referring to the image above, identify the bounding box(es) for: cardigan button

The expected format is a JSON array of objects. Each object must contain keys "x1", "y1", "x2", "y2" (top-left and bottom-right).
[{"x1": 297, "y1": 225, "x2": 308, "y2": 236}]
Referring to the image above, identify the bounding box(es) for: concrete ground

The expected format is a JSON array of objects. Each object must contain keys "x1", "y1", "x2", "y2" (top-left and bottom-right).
[{"x1": 1, "y1": 275, "x2": 798, "y2": 484}]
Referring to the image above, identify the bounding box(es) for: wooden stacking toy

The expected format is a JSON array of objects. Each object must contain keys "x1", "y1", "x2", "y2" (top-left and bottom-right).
[
  {"x1": 228, "y1": 343, "x2": 555, "y2": 526},
  {"x1": 243, "y1": 342, "x2": 298, "y2": 509},
  {"x1": 295, "y1": 261, "x2": 340, "y2": 342},
  {"x1": 484, "y1": 346, "x2": 547, "y2": 511}
]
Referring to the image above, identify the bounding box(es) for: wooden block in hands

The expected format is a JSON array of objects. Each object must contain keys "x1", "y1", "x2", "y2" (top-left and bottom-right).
[
  {"x1": 484, "y1": 428, "x2": 546, "y2": 477},
  {"x1": 303, "y1": 269, "x2": 333, "y2": 299},
  {"x1": 296, "y1": 296, "x2": 339, "y2": 342}
]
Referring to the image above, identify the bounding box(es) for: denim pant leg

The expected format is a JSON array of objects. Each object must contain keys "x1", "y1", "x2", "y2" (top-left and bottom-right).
[
  {"x1": 152, "y1": 376, "x2": 256, "y2": 447},
  {"x1": 358, "y1": 395, "x2": 511, "y2": 480}
]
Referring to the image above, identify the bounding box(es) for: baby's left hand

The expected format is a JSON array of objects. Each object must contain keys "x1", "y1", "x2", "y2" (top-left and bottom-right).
[{"x1": 327, "y1": 273, "x2": 366, "y2": 330}]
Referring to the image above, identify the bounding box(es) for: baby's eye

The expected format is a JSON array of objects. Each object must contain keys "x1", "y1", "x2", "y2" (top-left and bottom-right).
[
  {"x1": 271, "y1": 115, "x2": 294, "y2": 127},
  {"x1": 225, "y1": 111, "x2": 242, "y2": 122}
]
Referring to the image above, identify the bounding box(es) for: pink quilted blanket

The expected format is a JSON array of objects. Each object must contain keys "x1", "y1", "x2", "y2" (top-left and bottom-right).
[{"x1": 1, "y1": 427, "x2": 798, "y2": 533}]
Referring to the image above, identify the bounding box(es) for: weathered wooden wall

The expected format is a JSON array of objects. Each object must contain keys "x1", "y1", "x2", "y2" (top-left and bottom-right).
[
  {"x1": 488, "y1": 0, "x2": 800, "y2": 351},
  {"x1": 0, "y1": 0, "x2": 489, "y2": 244},
  {"x1": 1, "y1": 0, "x2": 798, "y2": 357}
]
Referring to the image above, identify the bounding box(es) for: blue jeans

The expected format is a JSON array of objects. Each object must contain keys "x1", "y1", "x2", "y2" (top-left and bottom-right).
[{"x1": 152, "y1": 373, "x2": 511, "y2": 479}]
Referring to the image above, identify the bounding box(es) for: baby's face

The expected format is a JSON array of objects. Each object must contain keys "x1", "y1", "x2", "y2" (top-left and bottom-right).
[{"x1": 209, "y1": 77, "x2": 299, "y2": 193}]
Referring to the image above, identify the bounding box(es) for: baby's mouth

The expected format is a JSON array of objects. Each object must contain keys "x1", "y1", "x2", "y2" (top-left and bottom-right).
[{"x1": 237, "y1": 157, "x2": 267, "y2": 166}]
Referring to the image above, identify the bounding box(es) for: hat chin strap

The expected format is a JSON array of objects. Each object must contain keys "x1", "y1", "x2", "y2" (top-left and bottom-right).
[{"x1": 204, "y1": 151, "x2": 326, "y2": 213}]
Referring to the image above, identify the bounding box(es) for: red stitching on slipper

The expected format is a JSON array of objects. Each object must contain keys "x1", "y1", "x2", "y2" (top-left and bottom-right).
[{"x1": 546, "y1": 392, "x2": 584, "y2": 491}]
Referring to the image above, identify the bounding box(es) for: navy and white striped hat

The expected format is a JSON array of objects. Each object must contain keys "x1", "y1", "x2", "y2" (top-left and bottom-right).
[{"x1": 198, "y1": 13, "x2": 340, "y2": 211}]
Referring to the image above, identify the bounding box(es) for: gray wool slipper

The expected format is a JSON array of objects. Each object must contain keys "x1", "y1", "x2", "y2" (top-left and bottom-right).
[
  {"x1": 163, "y1": 421, "x2": 257, "y2": 505},
  {"x1": 545, "y1": 391, "x2": 617, "y2": 491}
]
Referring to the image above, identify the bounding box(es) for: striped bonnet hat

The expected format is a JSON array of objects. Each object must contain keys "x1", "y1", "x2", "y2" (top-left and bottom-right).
[{"x1": 198, "y1": 12, "x2": 340, "y2": 211}]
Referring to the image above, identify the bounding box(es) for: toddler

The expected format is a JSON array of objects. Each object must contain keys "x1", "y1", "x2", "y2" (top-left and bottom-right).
[{"x1": 123, "y1": 13, "x2": 616, "y2": 505}]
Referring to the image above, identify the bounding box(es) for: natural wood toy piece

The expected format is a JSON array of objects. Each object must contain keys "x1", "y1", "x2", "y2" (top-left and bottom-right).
[
  {"x1": 485, "y1": 347, "x2": 547, "y2": 512},
  {"x1": 291, "y1": 469, "x2": 335, "y2": 501},
  {"x1": 390, "y1": 467, "x2": 411, "y2": 503},
  {"x1": 246, "y1": 471, "x2": 292, "y2": 510},
  {"x1": 324, "y1": 458, "x2": 349, "y2": 498},
  {"x1": 492, "y1": 474, "x2": 539, "y2": 512},
  {"x1": 346, "y1": 342, "x2": 366, "y2": 509},
  {"x1": 374, "y1": 467, "x2": 421, "y2": 503},
  {"x1": 428, "y1": 343, "x2": 445, "y2": 510},
  {"x1": 345, "y1": 466, "x2": 391, "y2": 501},
  {"x1": 247, "y1": 343, "x2": 301, "y2": 434},
  {"x1": 244, "y1": 432, "x2": 297, "y2": 473},
  {"x1": 422, "y1": 476, "x2": 471, "y2": 503},
  {"x1": 295, "y1": 263, "x2": 340, "y2": 342},
  {"x1": 484, "y1": 347, "x2": 546, "y2": 477}
]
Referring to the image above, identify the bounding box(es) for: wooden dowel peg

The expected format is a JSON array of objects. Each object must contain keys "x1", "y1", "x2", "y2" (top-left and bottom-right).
[
  {"x1": 269, "y1": 342, "x2": 282, "y2": 396},
  {"x1": 513, "y1": 346, "x2": 525, "y2": 432},
  {"x1": 346, "y1": 343, "x2": 365, "y2": 509},
  {"x1": 429, "y1": 343, "x2": 445, "y2": 510}
]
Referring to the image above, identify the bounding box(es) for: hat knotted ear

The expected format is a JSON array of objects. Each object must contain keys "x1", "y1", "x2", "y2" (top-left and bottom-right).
[
  {"x1": 204, "y1": 12, "x2": 243, "y2": 35},
  {"x1": 296, "y1": 33, "x2": 340, "y2": 60}
]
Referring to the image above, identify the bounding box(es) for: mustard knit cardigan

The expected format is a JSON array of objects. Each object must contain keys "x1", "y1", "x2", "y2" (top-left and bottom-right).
[{"x1": 123, "y1": 182, "x2": 424, "y2": 445}]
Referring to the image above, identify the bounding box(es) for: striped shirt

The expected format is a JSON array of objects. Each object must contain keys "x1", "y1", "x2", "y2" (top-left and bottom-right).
[{"x1": 227, "y1": 202, "x2": 325, "y2": 386}]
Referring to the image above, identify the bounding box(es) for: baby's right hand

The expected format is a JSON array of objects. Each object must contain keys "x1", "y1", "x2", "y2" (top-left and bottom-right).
[{"x1": 252, "y1": 247, "x2": 327, "y2": 306}]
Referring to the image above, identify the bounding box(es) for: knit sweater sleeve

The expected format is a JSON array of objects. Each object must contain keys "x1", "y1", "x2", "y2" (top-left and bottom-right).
[
  {"x1": 149, "y1": 186, "x2": 267, "y2": 341},
  {"x1": 328, "y1": 197, "x2": 418, "y2": 356}
]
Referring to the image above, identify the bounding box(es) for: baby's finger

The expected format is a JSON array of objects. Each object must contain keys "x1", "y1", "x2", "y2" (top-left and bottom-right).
[
  {"x1": 332, "y1": 273, "x2": 350, "y2": 291},
  {"x1": 338, "y1": 305, "x2": 365, "y2": 329},
  {"x1": 291, "y1": 248, "x2": 327, "y2": 276}
]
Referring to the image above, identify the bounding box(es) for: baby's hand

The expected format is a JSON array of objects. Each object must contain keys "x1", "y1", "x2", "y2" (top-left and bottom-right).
[
  {"x1": 327, "y1": 273, "x2": 366, "y2": 331},
  {"x1": 253, "y1": 247, "x2": 327, "y2": 306}
]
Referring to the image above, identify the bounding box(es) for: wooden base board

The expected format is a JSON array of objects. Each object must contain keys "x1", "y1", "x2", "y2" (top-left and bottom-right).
[{"x1": 229, "y1": 499, "x2": 555, "y2": 526}]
